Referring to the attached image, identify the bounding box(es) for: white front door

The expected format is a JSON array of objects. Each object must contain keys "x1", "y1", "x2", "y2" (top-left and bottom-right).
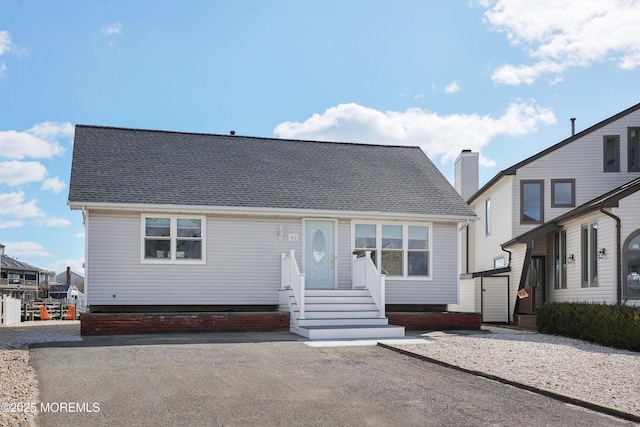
[{"x1": 304, "y1": 220, "x2": 336, "y2": 289}]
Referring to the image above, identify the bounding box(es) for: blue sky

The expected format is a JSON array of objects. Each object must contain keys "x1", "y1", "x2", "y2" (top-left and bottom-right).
[{"x1": 2, "y1": 0, "x2": 640, "y2": 275}]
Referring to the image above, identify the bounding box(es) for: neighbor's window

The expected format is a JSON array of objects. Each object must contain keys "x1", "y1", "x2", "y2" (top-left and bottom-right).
[
  {"x1": 624, "y1": 230, "x2": 640, "y2": 299},
  {"x1": 603, "y1": 136, "x2": 620, "y2": 172},
  {"x1": 521, "y1": 180, "x2": 544, "y2": 224},
  {"x1": 629, "y1": 127, "x2": 640, "y2": 172},
  {"x1": 494, "y1": 256, "x2": 505, "y2": 269},
  {"x1": 142, "y1": 215, "x2": 205, "y2": 263},
  {"x1": 554, "y1": 230, "x2": 567, "y2": 289},
  {"x1": 581, "y1": 222, "x2": 599, "y2": 287},
  {"x1": 485, "y1": 199, "x2": 491, "y2": 235},
  {"x1": 551, "y1": 179, "x2": 575, "y2": 208},
  {"x1": 353, "y1": 223, "x2": 431, "y2": 278}
]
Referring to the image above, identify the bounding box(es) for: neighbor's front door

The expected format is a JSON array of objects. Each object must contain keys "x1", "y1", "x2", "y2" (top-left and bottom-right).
[{"x1": 304, "y1": 220, "x2": 336, "y2": 289}]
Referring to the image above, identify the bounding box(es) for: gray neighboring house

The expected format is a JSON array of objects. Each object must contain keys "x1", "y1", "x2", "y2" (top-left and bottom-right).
[
  {"x1": 454, "y1": 101, "x2": 640, "y2": 325},
  {"x1": 68, "y1": 125, "x2": 475, "y2": 338}
]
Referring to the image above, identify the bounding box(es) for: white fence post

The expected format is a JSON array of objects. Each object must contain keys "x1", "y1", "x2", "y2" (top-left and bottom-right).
[{"x1": 1, "y1": 295, "x2": 21, "y2": 325}]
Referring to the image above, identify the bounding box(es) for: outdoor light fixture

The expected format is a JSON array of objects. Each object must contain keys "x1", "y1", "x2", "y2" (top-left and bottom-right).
[
  {"x1": 277, "y1": 226, "x2": 284, "y2": 241},
  {"x1": 568, "y1": 254, "x2": 575, "y2": 263},
  {"x1": 598, "y1": 248, "x2": 606, "y2": 258}
]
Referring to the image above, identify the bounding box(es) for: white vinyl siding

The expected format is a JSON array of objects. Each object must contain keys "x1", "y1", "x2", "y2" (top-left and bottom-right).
[
  {"x1": 471, "y1": 176, "x2": 513, "y2": 273},
  {"x1": 547, "y1": 211, "x2": 616, "y2": 304},
  {"x1": 513, "y1": 106, "x2": 640, "y2": 238}
]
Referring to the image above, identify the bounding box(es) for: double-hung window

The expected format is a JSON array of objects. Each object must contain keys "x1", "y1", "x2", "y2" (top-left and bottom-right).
[
  {"x1": 353, "y1": 223, "x2": 431, "y2": 278},
  {"x1": 142, "y1": 215, "x2": 205, "y2": 263}
]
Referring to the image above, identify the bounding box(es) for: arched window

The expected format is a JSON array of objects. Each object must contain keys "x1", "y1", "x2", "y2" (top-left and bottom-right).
[{"x1": 623, "y1": 230, "x2": 640, "y2": 299}]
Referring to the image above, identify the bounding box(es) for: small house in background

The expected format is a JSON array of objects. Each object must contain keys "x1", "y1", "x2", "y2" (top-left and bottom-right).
[
  {"x1": 68, "y1": 125, "x2": 478, "y2": 338},
  {"x1": 55, "y1": 267, "x2": 85, "y2": 293},
  {"x1": 0, "y1": 243, "x2": 43, "y2": 301}
]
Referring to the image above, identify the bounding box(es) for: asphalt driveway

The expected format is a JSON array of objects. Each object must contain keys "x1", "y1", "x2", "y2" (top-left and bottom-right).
[{"x1": 29, "y1": 332, "x2": 634, "y2": 427}]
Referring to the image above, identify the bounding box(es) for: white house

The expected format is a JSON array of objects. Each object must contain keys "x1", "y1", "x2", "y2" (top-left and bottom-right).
[
  {"x1": 454, "y1": 102, "x2": 640, "y2": 325},
  {"x1": 68, "y1": 125, "x2": 476, "y2": 338}
]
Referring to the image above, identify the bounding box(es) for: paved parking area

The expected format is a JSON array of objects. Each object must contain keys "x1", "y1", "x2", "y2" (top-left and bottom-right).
[{"x1": 30, "y1": 332, "x2": 634, "y2": 427}]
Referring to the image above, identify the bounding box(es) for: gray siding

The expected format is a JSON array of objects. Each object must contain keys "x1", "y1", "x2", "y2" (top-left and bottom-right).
[
  {"x1": 386, "y1": 222, "x2": 459, "y2": 304},
  {"x1": 513, "y1": 107, "x2": 640, "y2": 238},
  {"x1": 86, "y1": 211, "x2": 460, "y2": 307},
  {"x1": 86, "y1": 211, "x2": 303, "y2": 306}
]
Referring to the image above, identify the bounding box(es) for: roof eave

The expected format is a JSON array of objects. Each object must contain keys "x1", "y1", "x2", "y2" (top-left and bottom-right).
[{"x1": 68, "y1": 201, "x2": 477, "y2": 222}]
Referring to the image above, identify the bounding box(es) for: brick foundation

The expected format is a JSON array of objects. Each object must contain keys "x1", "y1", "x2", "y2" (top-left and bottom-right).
[
  {"x1": 515, "y1": 314, "x2": 537, "y2": 331},
  {"x1": 80, "y1": 312, "x2": 290, "y2": 336},
  {"x1": 386, "y1": 311, "x2": 482, "y2": 331}
]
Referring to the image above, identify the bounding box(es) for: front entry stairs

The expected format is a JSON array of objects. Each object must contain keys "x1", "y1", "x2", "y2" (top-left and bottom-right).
[{"x1": 287, "y1": 289, "x2": 405, "y2": 340}]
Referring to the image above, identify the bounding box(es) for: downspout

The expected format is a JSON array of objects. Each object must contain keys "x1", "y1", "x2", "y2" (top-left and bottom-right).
[
  {"x1": 82, "y1": 206, "x2": 88, "y2": 311},
  {"x1": 458, "y1": 220, "x2": 470, "y2": 274},
  {"x1": 599, "y1": 204, "x2": 622, "y2": 304},
  {"x1": 514, "y1": 241, "x2": 534, "y2": 322},
  {"x1": 501, "y1": 244, "x2": 512, "y2": 267}
]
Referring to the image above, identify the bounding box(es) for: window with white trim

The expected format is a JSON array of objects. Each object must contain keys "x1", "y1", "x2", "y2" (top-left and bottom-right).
[
  {"x1": 353, "y1": 223, "x2": 431, "y2": 278},
  {"x1": 142, "y1": 215, "x2": 205, "y2": 263}
]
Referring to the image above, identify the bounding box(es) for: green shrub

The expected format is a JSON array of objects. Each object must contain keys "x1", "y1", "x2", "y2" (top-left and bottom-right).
[{"x1": 536, "y1": 301, "x2": 640, "y2": 352}]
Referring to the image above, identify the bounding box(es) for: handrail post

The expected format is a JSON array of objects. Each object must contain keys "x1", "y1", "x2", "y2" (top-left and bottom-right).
[
  {"x1": 379, "y1": 274, "x2": 386, "y2": 318},
  {"x1": 299, "y1": 274, "x2": 305, "y2": 319},
  {"x1": 280, "y1": 253, "x2": 288, "y2": 290}
]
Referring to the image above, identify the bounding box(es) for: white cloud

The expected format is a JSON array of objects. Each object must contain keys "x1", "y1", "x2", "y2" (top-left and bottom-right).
[
  {"x1": 0, "y1": 220, "x2": 23, "y2": 229},
  {"x1": 34, "y1": 217, "x2": 71, "y2": 228},
  {"x1": 103, "y1": 22, "x2": 123, "y2": 36},
  {"x1": 0, "y1": 121, "x2": 72, "y2": 160},
  {"x1": 0, "y1": 61, "x2": 6, "y2": 77},
  {"x1": 41, "y1": 176, "x2": 67, "y2": 193},
  {"x1": 0, "y1": 161, "x2": 47, "y2": 185},
  {"x1": 3, "y1": 241, "x2": 52, "y2": 257},
  {"x1": 444, "y1": 81, "x2": 460, "y2": 94},
  {"x1": 0, "y1": 191, "x2": 44, "y2": 218},
  {"x1": 0, "y1": 30, "x2": 11, "y2": 55},
  {"x1": 274, "y1": 101, "x2": 555, "y2": 164},
  {"x1": 75, "y1": 232, "x2": 85, "y2": 238},
  {"x1": 483, "y1": 0, "x2": 640, "y2": 85},
  {"x1": 414, "y1": 93, "x2": 424, "y2": 99}
]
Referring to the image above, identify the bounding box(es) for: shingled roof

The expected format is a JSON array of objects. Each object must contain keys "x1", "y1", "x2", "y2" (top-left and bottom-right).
[{"x1": 68, "y1": 125, "x2": 475, "y2": 218}]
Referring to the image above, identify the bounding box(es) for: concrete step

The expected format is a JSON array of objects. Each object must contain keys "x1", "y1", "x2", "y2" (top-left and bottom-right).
[
  {"x1": 297, "y1": 317, "x2": 389, "y2": 327},
  {"x1": 304, "y1": 289, "x2": 371, "y2": 297},
  {"x1": 293, "y1": 310, "x2": 382, "y2": 319},
  {"x1": 296, "y1": 325, "x2": 406, "y2": 340},
  {"x1": 301, "y1": 303, "x2": 379, "y2": 311},
  {"x1": 296, "y1": 295, "x2": 375, "y2": 304}
]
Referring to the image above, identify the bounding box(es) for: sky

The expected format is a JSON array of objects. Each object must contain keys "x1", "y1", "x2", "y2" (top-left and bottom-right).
[{"x1": 2, "y1": 0, "x2": 640, "y2": 276}]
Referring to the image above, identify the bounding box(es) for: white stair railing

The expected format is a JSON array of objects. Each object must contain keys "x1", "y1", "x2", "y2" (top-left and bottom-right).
[
  {"x1": 352, "y1": 251, "x2": 386, "y2": 318},
  {"x1": 281, "y1": 250, "x2": 305, "y2": 319}
]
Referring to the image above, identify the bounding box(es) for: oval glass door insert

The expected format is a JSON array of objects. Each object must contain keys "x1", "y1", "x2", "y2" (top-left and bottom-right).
[{"x1": 312, "y1": 229, "x2": 326, "y2": 263}]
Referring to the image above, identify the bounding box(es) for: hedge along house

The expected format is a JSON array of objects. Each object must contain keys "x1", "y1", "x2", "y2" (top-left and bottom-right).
[
  {"x1": 68, "y1": 125, "x2": 477, "y2": 338},
  {"x1": 454, "y1": 102, "x2": 640, "y2": 327}
]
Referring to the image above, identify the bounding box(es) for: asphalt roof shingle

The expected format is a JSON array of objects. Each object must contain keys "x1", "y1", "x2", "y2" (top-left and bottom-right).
[{"x1": 68, "y1": 125, "x2": 475, "y2": 218}]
